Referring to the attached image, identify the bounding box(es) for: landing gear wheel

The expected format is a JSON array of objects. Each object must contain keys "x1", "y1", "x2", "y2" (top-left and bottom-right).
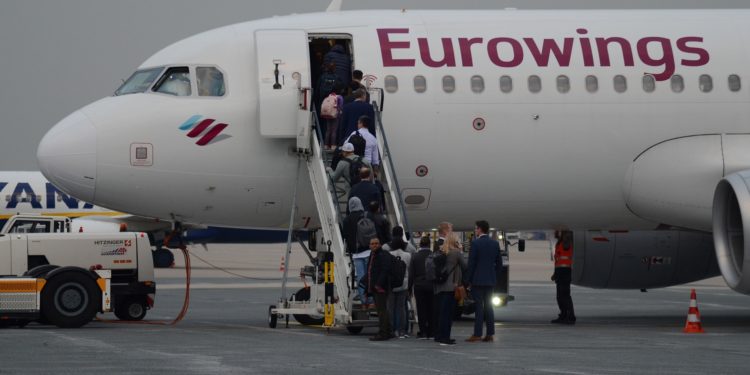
[
  {"x1": 292, "y1": 287, "x2": 324, "y2": 326},
  {"x1": 268, "y1": 305, "x2": 278, "y2": 328},
  {"x1": 346, "y1": 325, "x2": 364, "y2": 335},
  {"x1": 152, "y1": 248, "x2": 175, "y2": 268},
  {"x1": 41, "y1": 271, "x2": 99, "y2": 328},
  {"x1": 114, "y1": 296, "x2": 147, "y2": 321}
]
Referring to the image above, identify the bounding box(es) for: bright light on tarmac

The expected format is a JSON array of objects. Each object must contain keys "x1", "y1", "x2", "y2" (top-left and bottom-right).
[{"x1": 492, "y1": 296, "x2": 502, "y2": 306}]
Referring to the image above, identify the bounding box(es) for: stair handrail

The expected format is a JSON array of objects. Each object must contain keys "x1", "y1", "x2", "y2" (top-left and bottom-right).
[{"x1": 371, "y1": 97, "x2": 415, "y2": 247}]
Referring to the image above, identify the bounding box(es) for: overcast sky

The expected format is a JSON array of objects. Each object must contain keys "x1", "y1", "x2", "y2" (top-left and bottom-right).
[{"x1": 1, "y1": 0, "x2": 748, "y2": 170}]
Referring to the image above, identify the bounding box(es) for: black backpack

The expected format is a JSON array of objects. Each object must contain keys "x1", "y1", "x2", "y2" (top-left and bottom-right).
[
  {"x1": 318, "y1": 73, "x2": 340, "y2": 98},
  {"x1": 348, "y1": 155, "x2": 366, "y2": 187},
  {"x1": 388, "y1": 252, "x2": 407, "y2": 289},
  {"x1": 348, "y1": 131, "x2": 366, "y2": 157},
  {"x1": 425, "y1": 251, "x2": 448, "y2": 284},
  {"x1": 355, "y1": 213, "x2": 378, "y2": 249}
]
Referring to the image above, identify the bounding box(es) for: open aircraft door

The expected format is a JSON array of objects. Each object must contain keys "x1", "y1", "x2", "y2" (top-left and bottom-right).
[{"x1": 254, "y1": 30, "x2": 311, "y2": 140}]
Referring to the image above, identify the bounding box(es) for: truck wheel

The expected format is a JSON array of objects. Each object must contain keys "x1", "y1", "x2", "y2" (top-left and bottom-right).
[
  {"x1": 292, "y1": 287, "x2": 324, "y2": 326},
  {"x1": 41, "y1": 271, "x2": 99, "y2": 328},
  {"x1": 114, "y1": 296, "x2": 147, "y2": 321},
  {"x1": 24, "y1": 265, "x2": 59, "y2": 278}
]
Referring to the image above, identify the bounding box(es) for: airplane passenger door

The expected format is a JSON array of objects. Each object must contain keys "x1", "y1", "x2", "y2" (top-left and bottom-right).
[{"x1": 254, "y1": 30, "x2": 311, "y2": 138}]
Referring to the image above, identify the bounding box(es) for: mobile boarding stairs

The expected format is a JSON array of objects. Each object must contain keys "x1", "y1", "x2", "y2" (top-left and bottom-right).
[{"x1": 268, "y1": 90, "x2": 414, "y2": 334}]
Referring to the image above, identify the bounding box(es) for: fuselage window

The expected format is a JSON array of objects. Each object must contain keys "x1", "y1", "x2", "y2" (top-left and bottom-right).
[
  {"x1": 670, "y1": 75, "x2": 684, "y2": 93},
  {"x1": 471, "y1": 75, "x2": 485, "y2": 93},
  {"x1": 729, "y1": 74, "x2": 742, "y2": 92},
  {"x1": 115, "y1": 67, "x2": 164, "y2": 96},
  {"x1": 699, "y1": 75, "x2": 713, "y2": 93},
  {"x1": 614, "y1": 75, "x2": 627, "y2": 93},
  {"x1": 499, "y1": 75, "x2": 513, "y2": 93},
  {"x1": 528, "y1": 75, "x2": 542, "y2": 93},
  {"x1": 196, "y1": 67, "x2": 225, "y2": 96},
  {"x1": 414, "y1": 75, "x2": 427, "y2": 93},
  {"x1": 442, "y1": 75, "x2": 456, "y2": 93},
  {"x1": 384, "y1": 75, "x2": 398, "y2": 93},
  {"x1": 556, "y1": 75, "x2": 570, "y2": 93},
  {"x1": 642, "y1": 75, "x2": 656, "y2": 93},
  {"x1": 585, "y1": 75, "x2": 598, "y2": 93},
  {"x1": 153, "y1": 67, "x2": 191, "y2": 96}
]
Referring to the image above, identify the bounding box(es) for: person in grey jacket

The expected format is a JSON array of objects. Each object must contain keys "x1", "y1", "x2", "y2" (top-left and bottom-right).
[{"x1": 434, "y1": 233, "x2": 467, "y2": 346}]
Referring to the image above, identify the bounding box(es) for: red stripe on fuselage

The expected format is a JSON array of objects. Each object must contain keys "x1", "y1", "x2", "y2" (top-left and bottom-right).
[
  {"x1": 196, "y1": 123, "x2": 228, "y2": 146},
  {"x1": 187, "y1": 119, "x2": 215, "y2": 138}
]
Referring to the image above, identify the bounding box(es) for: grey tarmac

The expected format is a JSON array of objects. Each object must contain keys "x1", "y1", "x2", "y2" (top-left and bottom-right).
[{"x1": 1, "y1": 242, "x2": 749, "y2": 375}]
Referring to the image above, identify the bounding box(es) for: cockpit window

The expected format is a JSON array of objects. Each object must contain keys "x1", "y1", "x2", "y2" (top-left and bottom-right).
[
  {"x1": 115, "y1": 67, "x2": 163, "y2": 96},
  {"x1": 153, "y1": 67, "x2": 192, "y2": 96},
  {"x1": 196, "y1": 67, "x2": 226, "y2": 96}
]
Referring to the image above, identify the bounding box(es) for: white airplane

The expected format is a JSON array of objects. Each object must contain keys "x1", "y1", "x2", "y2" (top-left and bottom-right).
[{"x1": 36, "y1": 8, "x2": 750, "y2": 295}]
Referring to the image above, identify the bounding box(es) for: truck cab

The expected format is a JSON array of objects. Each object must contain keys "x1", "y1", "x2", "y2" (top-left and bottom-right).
[
  {"x1": 0, "y1": 215, "x2": 156, "y2": 322},
  {"x1": 1, "y1": 214, "x2": 71, "y2": 234}
]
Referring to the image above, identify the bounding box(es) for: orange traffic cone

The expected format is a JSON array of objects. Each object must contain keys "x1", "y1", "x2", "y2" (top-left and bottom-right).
[
  {"x1": 279, "y1": 256, "x2": 285, "y2": 272},
  {"x1": 683, "y1": 289, "x2": 704, "y2": 334}
]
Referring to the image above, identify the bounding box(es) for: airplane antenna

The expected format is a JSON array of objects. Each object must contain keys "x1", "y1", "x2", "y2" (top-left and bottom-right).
[{"x1": 326, "y1": 0, "x2": 342, "y2": 12}]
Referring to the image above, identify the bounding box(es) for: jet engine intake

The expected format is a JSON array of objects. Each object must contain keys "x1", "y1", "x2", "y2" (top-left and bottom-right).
[{"x1": 713, "y1": 171, "x2": 750, "y2": 295}]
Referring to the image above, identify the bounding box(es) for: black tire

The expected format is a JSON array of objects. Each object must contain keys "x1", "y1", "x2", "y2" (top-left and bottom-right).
[
  {"x1": 292, "y1": 287, "x2": 324, "y2": 326},
  {"x1": 114, "y1": 296, "x2": 147, "y2": 321},
  {"x1": 23, "y1": 265, "x2": 59, "y2": 278},
  {"x1": 41, "y1": 271, "x2": 100, "y2": 328},
  {"x1": 268, "y1": 305, "x2": 278, "y2": 328},
  {"x1": 346, "y1": 325, "x2": 364, "y2": 335},
  {"x1": 152, "y1": 248, "x2": 175, "y2": 268}
]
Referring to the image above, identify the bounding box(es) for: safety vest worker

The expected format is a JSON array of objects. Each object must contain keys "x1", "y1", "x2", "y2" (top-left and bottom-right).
[
  {"x1": 554, "y1": 241, "x2": 573, "y2": 268},
  {"x1": 551, "y1": 231, "x2": 576, "y2": 325}
]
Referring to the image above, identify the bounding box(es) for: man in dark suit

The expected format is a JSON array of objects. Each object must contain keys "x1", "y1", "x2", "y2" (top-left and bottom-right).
[
  {"x1": 348, "y1": 168, "x2": 382, "y2": 212},
  {"x1": 338, "y1": 88, "x2": 375, "y2": 144},
  {"x1": 465, "y1": 220, "x2": 502, "y2": 343}
]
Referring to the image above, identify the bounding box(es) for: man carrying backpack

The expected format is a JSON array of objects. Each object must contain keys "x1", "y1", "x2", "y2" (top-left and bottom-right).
[
  {"x1": 366, "y1": 237, "x2": 393, "y2": 341},
  {"x1": 383, "y1": 226, "x2": 413, "y2": 338},
  {"x1": 327, "y1": 143, "x2": 367, "y2": 198},
  {"x1": 410, "y1": 236, "x2": 435, "y2": 339},
  {"x1": 343, "y1": 197, "x2": 375, "y2": 306}
]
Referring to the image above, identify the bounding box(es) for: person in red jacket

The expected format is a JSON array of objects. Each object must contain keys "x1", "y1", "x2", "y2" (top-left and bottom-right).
[{"x1": 551, "y1": 230, "x2": 576, "y2": 324}]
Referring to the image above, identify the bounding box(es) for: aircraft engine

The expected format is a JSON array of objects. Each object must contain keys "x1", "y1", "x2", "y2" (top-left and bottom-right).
[
  {"x1": 571, "y1": 230, "x2": 719, "y2": 289},
  {"x1": 712, "y1": 170, "x2": 750, "y2": 295}
]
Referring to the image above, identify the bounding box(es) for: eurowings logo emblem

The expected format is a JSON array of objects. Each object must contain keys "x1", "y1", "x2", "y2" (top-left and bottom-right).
[{"x1": 178, "y1": 115, "x2": 231, "y2": 146}]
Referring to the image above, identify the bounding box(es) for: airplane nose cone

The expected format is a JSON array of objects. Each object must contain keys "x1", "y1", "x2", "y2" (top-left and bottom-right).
[{"x1": 37, "y1": 110, "x2": 97, "y2": 202}]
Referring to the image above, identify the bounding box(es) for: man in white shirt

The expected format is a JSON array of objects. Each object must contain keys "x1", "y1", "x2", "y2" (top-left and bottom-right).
[{"x1": 345, "y1": 116, "x2": 380, "y2": 168}]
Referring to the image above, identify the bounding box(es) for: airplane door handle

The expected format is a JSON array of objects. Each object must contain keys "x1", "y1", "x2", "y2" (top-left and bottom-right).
[{"x1": 273, "y1": 60, "x2": 282, "y2": 90}]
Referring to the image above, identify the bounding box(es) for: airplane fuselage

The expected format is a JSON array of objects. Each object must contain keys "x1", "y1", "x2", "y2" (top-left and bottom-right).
[{"x1": 37, "y1": 10, "x2": 750, "y2": 232}]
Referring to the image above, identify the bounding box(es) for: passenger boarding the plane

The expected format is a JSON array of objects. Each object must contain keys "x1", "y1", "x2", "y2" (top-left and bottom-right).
[
  {"x1": 323, "y1": 41, "x2": 351, "y2": 87},
  {"x1": 348, "y1": 168, "x2": 382, "y2": 212},
  {"x1": 326, "y1": 143, "x2": 364, "y2": 197},
  {"x1": 342, "y1": 197, "x2": 374, "y2": 307},
  {"x1": 338, "y1": 89, "x2": 375, "y2": 143},
  {"x1": 345, "y1": 116, "x2": 379, "y2": 167}
]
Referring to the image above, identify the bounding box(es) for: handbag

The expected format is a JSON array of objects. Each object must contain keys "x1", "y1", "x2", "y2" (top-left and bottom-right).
[{"x1": 454, "y1": 285, "x2": 467, "y2": 303}]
